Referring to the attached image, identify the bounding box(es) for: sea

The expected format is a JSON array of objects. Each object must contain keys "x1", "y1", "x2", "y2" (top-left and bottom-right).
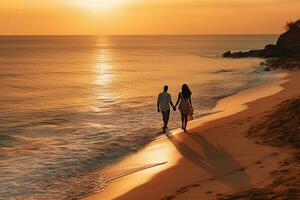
[{"x1": 0, "y1": 35, "x2": 278, "y2": 199}]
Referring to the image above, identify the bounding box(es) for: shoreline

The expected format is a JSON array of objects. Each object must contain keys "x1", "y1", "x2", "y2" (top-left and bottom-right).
[{"x1": 84, "y1": 71, "x2": 299, "y2": 200}]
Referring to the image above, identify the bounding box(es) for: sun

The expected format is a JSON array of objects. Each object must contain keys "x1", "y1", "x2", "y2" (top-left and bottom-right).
[{"x1": 73, "y1": 0, "x2": 129, "y2": 11}]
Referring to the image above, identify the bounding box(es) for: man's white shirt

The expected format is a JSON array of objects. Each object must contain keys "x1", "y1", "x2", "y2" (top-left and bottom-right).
[{"x1": 158, "y1": 92, "x2": 171, "y2": 111}]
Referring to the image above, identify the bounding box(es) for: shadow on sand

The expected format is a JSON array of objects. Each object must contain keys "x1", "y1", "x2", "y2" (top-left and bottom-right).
[{"x1": 167, "y1": 133, "x2": 251, "y2": 190}]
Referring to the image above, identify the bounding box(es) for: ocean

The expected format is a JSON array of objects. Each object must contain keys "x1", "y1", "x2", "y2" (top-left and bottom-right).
[{"x1": 0, "y1": 35, "x2": 278, "y2": 199}]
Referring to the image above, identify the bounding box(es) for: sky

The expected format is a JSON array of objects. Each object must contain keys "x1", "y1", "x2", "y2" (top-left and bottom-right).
[{"x1": 0, "y1": 0, "x2": 299, "y2": 35}]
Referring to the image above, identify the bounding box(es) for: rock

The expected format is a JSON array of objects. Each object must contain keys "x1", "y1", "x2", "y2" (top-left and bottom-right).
[
  {"x1": 264, "y1": 44, "x2": 282, "y2": 57},
  {"x1": 260, "y1": 61, "x2": 266, "y2": 66},
  {"x1": 223, "y1": 19, "x2": 300, "y2": 59},
  {"x1": 265, "y1": 67, "x2": 271, "y2": 71},
  {"x1": 222, "y1": 49, "x2": 265, "y2": 58},
  {"x1": 222, "y1": 51, "x2": 232, "y2": 57},
  {"x1": 276, "y1": 25, "x2": 300, "y2": 56}
]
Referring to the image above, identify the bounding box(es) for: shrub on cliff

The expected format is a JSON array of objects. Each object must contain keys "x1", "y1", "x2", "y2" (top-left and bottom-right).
[{"x1": 285, "y1": 19, "x2": 300, "y2": 31}]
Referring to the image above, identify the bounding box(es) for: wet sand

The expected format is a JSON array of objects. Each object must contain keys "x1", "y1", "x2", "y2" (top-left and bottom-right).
[{"x1": 84, "y1": 71, "x2": 300, "y2": 200}]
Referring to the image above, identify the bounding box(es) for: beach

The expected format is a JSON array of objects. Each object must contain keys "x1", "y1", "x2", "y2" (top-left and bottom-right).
[
  {"x1": 85, "y1": 70, "x2": 300, "y2": 200},
  {"x1": 1, "y1": 35, "x2": 281, "y2": 199}
]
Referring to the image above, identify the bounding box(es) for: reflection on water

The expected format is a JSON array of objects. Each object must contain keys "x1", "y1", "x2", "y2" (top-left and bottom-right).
[
  {"x1": 95, "y1": 49, "x2": 114, "y2": 87},
  {"x1": 94, "y1": 48, "x2": 118, "y2": 105},
  {"x1": 0, "y1": 35, "x2": 278, "y2": 199},
  {"x1": 93, "y1": 46, "x2": 122, "y2": 113}
]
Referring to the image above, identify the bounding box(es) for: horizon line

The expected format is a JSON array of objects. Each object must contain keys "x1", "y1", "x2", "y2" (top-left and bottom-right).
[{"x1": 0, "y1": 33, "x2": 280, "y2": 37}]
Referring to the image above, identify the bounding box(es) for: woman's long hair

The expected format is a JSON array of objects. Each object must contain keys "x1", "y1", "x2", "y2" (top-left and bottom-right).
[{"x1": 182, "y1": 84, "x2": 191, "y2": 99}]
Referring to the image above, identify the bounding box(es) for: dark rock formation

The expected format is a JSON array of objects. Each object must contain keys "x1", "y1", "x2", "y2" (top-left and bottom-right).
[
  {"x1": 277, "y1": 28, "x2": 300, "y2": 55},
  {"x1": 223, "y1": 19, "x2": 300, "y2": 59},
  {"x1": 263, "y1": 57, "x2": 300, "y2": 71},
  {"x1": 223, "y1": 50, "x2": 265, "y2": 58}
]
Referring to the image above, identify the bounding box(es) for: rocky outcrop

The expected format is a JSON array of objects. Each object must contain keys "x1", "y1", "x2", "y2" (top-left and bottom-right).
[
  {"x1": 277, "y1": 29, "x2": 300, "y2": 55},
  {"x1": 223, "y1": 20, "x2": 300, "y2": 59},
  {"x1": 263, "y1": 57, "x2": 300, "y2": 71},
  {"x1": 223, "y1": 49, "x2": 265, "y2": 58}
]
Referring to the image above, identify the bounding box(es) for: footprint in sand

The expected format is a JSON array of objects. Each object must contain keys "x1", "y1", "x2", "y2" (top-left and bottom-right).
[
  {"x1": 271, "y1": 170, "x2": 279, "y2": 175},
  {"x1": 202, "y1": 177, "x2": 216, "y2": 182},
  {"x1": 270, "y1": 152, "x2": 279, "y2": 157},
  {"x1": 255, "y1": 160, "x2": 262, "y2": 165},
  {"x1": 237, "y1": 167, "x2": 246, "y2": 172},
  {"x1": 176, "y1": 186, "x2": 188, "y2": 193},
  {"x1": 280, "y1": 159, "x2": 290, "y2": 165},
  {"x1": 280, "y1": 169, "x2": 289, "y2": 173},
  {"x1": 225, "y1": 170, "x2": 235, "y2": 176},
  {"x1": 162, "y1": 195, "x2": 175, "y2": 200},
  {"x1": 192, "y1": 183, "x2": 201, "y2": 187}
]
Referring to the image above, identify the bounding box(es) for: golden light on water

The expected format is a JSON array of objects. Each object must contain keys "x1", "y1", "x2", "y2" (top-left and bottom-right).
[
  {"x1": 93, "y1": 44, "x2": 122, "y2": 104},
  {"x1": 95, "y1": 49, "x2": 114, "y2": 87}
]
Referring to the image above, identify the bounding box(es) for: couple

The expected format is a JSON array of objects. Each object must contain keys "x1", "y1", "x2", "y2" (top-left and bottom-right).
[{"x1": 157, "y1": 84, "x2": 193, "y2": 133}]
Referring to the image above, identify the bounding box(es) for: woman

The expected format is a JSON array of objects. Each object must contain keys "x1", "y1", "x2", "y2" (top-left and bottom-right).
[{"x1": 174, "y1": 84, "x2": 193, "y2": 132}]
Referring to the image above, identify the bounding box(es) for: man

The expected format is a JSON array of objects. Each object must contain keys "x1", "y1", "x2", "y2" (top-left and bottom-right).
[{"x1": 157, "y1": 85, "x2": 175, "y2": 133}]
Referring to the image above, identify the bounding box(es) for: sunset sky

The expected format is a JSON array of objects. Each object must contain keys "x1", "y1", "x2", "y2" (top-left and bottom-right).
[{"x1": 0, "y1": 0, "x2": 299, "y2": 35}]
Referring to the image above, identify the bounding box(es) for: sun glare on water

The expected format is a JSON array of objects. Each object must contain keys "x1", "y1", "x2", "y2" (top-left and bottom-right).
[{"x1": 73, "y1": 0, "x2": 130, "y2": 12}]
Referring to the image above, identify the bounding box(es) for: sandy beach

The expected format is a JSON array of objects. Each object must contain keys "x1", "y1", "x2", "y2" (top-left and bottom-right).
[{"x1": 84, "y1": 70, "x2": 299, "y2": 200}]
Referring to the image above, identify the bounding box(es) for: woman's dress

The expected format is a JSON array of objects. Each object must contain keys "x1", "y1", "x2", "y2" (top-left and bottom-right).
[{"x1": 178, "y1": 93, "x2": 190, "y2": 115}]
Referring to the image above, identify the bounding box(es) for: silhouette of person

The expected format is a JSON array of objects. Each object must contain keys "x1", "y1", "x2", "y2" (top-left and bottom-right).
[
  {"x1": 157, "y1": 85, "x2": 175, "y2": 133},
  {"x1": 174, "y1": 84, "x2": 193, "y2": 132}
]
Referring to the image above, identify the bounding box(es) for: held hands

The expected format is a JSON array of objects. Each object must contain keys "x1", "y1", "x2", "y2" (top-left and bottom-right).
[{"x1": 158, "y1": 107, "x2": 176, "y2": 112}]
